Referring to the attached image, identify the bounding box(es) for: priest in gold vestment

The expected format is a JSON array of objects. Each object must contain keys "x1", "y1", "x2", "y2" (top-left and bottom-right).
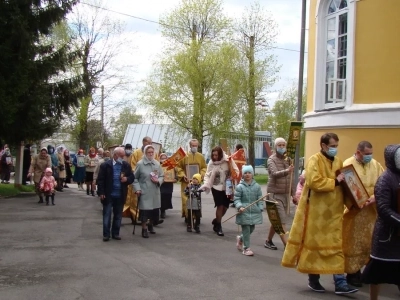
[
  {"x1": 342, "y1": 141, "x2": 384, "y2": 287},
  {"x1": 122, "y1": 137, "x2": 159, "y2": 224},
  {"x1": 281, "y1": 133, "x2": 358, "y2": 295},
  {"x1": 176, "y1": 139, "x2": 207, "y2": 223}
]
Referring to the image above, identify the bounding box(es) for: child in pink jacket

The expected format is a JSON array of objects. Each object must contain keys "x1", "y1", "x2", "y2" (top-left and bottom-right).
[
  {"x1": 40, "y1": 168, "x2": 57, "y2": 205},
  {"x1": 294, "y1": 170, "x2": 305, "y2": 205}
]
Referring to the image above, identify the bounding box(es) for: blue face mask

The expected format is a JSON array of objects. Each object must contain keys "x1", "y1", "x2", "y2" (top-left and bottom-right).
[
  {"x1": 363, "y1": 154, "x2": 372, "y2": 164},
  {"x1": 276, "y1": 148, "x2": 286, "y2": 155},
  {"x1": 117, "y1": 158, "x2": 123, "y2": 164},
  {"x1": 326, "y1": 147, "x2": 337, "y2": 157}
]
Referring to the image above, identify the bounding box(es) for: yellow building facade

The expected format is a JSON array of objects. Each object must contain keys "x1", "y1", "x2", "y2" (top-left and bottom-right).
[{"x1": 304, "y1": 0, "x2": 400, "y2": 165}]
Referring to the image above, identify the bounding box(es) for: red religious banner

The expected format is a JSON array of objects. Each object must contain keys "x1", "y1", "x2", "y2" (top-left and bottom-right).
[
  {"x1": 162, "y1": 147, "x2": 187, "y2": 170},
  {"x1": 229, "y1": 148, "x2": 246, "y2": 181}
]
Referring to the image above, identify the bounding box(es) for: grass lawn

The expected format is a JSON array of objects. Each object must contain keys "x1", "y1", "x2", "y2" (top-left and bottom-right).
[
  {"x1": 254, "y1": 174, "x2": 268, "y2": 185},
  {"x1": 0, "y1": 184, "x2": 35, "y2": 198}
]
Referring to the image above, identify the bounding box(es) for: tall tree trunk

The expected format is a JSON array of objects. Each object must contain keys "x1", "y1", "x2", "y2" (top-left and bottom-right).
[
  {"x1": 247, "y1": 36, "x2": 256, "y2": 168},
  {"x1": 190, "y1": 24, "x2": 204, "y2": 153},
  {"x1": 78, "y1": 41, "x2": 92, "y2": 149}
]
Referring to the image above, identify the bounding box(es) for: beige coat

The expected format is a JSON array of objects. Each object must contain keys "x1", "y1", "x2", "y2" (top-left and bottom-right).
[
  {"x1": 29, "y1": 154, "x2": 51, "y2": 183},
  {"x1": 57, "y1": 152, "x2": 66, "y2": 179},
  {"x1": 266, "y1": 153, "x2": 295, "y2": 196}
]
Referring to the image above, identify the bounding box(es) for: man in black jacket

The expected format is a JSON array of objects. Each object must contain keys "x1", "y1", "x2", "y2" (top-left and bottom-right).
[{"x1": 97, "y1": 147, "x2": 135, "y2": 241}]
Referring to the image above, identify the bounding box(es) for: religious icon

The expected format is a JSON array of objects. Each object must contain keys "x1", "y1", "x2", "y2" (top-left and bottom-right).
[
  {"x1": 163, "y1": 167, "x2": 176, "y2": 182},
  {"x1": 337, "y1": 164, "x2": 369, "y2": 208}
]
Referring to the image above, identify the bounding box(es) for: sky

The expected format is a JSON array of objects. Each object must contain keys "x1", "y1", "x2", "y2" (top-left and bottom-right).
[{"x1": 74, "y1": 0, "x2": 309, "y2": 114}]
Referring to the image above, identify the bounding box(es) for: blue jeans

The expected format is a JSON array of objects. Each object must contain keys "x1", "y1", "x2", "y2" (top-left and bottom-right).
[
  {"x1": 309, "y1": 274, "x2": 348, "y2": 288},
  {"x1": 103, "y1": 197, "x2": 123, "y2": 238}
]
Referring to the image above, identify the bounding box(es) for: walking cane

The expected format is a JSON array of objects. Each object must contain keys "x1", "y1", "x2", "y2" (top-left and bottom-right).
[
  {"x1": 132, "y1": 194, "x2": 140, "y2": 235},
  {"x1": 189, "y1": 181, "x2": 194, "y2": 230}
]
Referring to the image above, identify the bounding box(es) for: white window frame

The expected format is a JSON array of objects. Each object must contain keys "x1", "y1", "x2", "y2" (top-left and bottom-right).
[{"x1": 314, "y1": 0, "x2": 356, "y2": 111}]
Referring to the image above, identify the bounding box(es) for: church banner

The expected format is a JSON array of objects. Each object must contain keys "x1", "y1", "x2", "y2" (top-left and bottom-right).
[{"x1": 286, "y1": 121, "x2": 303, "y2": 159}]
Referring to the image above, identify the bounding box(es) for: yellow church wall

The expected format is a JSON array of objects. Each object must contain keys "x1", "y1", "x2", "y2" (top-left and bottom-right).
[
  {"x1": 304, "y1": 128, "x2": 400, "y2": 168},
  {"x1": 353, "y1": 0, "x2": 400, "y2": 104}
]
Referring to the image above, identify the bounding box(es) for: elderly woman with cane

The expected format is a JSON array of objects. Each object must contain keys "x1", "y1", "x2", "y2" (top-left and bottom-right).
[{"x1": 133, "y1": 145, "x2": 164, "y2": 238}]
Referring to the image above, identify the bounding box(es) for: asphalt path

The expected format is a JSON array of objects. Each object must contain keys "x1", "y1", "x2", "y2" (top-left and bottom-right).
[{"x1": 0, "y1": 183, "x2": 398, "y2": 300}]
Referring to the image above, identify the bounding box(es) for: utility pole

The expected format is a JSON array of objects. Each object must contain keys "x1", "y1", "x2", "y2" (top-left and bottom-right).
[
  {"x1": 101, "y1": 85, "x2": 104, "y2": 147},
  {"x1": 294, "y1": 0, "x2": 307, "y2": 185},
  {"x1": 248, "y1": 35, "x2": 256, "y2": 169}
]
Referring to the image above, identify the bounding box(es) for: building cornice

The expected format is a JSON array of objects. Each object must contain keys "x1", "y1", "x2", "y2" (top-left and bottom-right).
[{"x1": 304, "y1": 103, "x2": 400, "y2": 129}]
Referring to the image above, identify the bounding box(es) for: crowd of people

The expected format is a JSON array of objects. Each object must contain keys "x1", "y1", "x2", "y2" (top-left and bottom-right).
[{"x1": 2, "y1": 133, "x2": 399, "y2": 300}]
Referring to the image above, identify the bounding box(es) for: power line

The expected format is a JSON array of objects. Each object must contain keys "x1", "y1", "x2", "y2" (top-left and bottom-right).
[{"x1": 80, "y1": 2, "x2": 305, "y2": 53}]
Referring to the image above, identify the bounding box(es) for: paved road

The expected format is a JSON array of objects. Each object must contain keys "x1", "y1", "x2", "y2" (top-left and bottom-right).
[{"x1": 0, "y1": 183, "x2": 398, "y2": 300}]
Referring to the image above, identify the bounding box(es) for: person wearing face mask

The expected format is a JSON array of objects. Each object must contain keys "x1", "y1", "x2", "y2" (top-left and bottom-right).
[
  {"x1": 282, "y1": 132, "x2": 358, "y2": 295},
  {"x1": 133, "y1": 145, "x2": 164, "y2": 238},
  {"x1": 73, "y1": 149, "x2": 86, "y2": 191},
  {"x1": 84, "y1": 146, "x2": 98, "y2": 196},
  {"x1": 340, "y1": 141, "x2": 384, "y2": 287},
  {"x1": 361, "y1": 144, "x2": 400, "y2": 300},
  {"x1": 264, "y1": 137, "x2": 295, "y2": 250},
  {"x1": 28, "y1": 147, "x2": 51, "y2": 203},
  {"x1": 176, "y1": 139, "x2": 207, "y2": 225},
  {"x1": 159, "y1": 153, "x2": 176, "y2": 219},
  {"x1": 123, "y1": 144, "x2": 133, "y2": 163},
  {"x1": 123, "y1": 137, "x2": 159, "y2": 225},
  {"x1": 97, "y1": 147, "x2": 135, "y2": 241},
  {"x1": 1, "y1": 147, "x2": 13, "y2": 184}
]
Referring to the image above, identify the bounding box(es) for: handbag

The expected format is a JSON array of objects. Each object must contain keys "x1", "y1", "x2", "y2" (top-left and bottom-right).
[{"x1": 59, "y1": 164, "x2": 65, "y2": 171}]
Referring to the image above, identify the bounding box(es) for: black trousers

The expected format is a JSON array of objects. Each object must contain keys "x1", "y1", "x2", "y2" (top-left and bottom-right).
[{"x1": 187, "y1": 209, "x2": 201, "y2": 227}]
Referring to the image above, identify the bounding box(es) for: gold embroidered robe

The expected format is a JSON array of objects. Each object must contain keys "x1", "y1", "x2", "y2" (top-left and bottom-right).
[
  {"x1": 176, "y1": 153, "x2": 207, "y2": 218},
  {"x1": 342, "y1": 156, "x2": 384, "y2": 274},
  {"x1": 281, "y1": 152, "x2": 346, "y2": 274}
]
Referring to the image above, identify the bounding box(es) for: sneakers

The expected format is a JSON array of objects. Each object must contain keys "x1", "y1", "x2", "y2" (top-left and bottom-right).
[
  {"x1": 242, "y1": 248, "x2": 254, "y2": 256},
  {"x1": 308, "y1": 281, "x2": 326, "y2": 293},
  {"x1": 236, "y1": 236, "x2": 243, "y2": 251},
  {"x1": 264, "y1": 240, "x2": 278, "y2": 250},
  {"x1": 335, "y1": 285, "x2": 358, "y2": 295}
]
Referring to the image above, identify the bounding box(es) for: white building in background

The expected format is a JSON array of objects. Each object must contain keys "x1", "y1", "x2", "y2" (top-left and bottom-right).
[
  {"x1": 122, "y1": 124, "x2": 272, "y2": 165},
  {"x1": 40, "y1": 132, "x2": 78, "y2": 153}
]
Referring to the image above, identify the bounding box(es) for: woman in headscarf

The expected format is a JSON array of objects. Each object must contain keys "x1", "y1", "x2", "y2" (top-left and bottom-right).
[
  {"x1": 73, "y1": 149, "x2": 86, "y2": 191},
  {"x1": 63, "y1": 149, "x2": 73, "y2": 188},
  {"x1": 201, "y1": 146, "x2": 239, "y2": 237},
  {"x1": 84, "y1": 146, "x2": 98, "y2": 196},
  {"x1": 55, "y1": 146, "x2": 66, "y2": 192},
  {"x1": 133, "y1": 145, "x2": 164, "y2": 238},
  {"x1": 28, "y1": 147, "x2": 51, "y2": 203},
  {"x1": 361, "y1": 144, "x2": 400, "y2": 299}
]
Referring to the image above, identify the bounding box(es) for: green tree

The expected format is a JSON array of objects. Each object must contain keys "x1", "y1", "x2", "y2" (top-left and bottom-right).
[
  {"x1": 234, "y1": 1, "x2": 279, "y2": 167},
  {"x1": 262, "y1": 84, "x2": 307, "y2": 156},
  {"x1": 0, "y1": 0, "x2": 83, "y2": 145},
  {"x1": 67, "y1": 0, "x2": 129, "y2": 148},
  {"x1": 110, "y1": 108, "x2": 143, "y2": 145},
  {"x1": 141, "y1": 0, "x2": 241, "y2": 152}
]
